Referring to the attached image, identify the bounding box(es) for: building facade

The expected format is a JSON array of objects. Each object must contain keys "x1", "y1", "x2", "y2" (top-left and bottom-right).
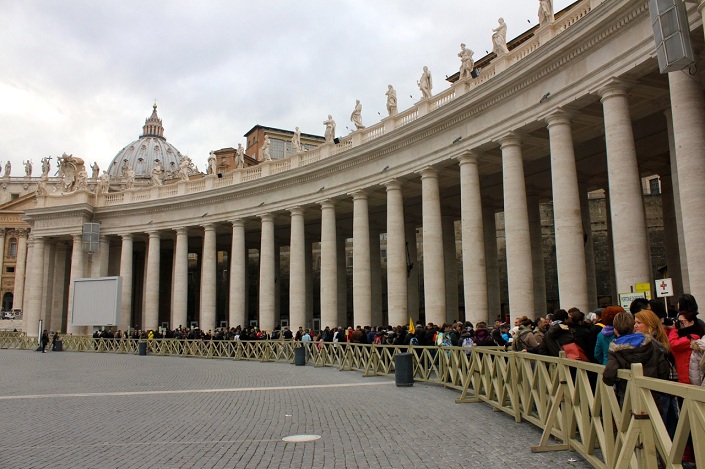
[{"x1": 11, "y1": 0, "x2": 705, "y2": 336}]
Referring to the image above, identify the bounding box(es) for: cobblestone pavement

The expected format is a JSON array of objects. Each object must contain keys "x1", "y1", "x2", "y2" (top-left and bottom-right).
[{"x1": 0, "y1": 350, "x2": 592, "y2": 469}]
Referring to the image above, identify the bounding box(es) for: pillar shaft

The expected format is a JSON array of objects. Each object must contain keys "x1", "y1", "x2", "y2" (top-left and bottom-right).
[
  {"x1": 24, "y1": 237, "x2": 46, "y2": 336},
  {"x1": 66, "y1": 234, "x2": 84, "y2": 335},
  {"x1": 119, "y1": 234, "x2": 133, "y2": 331},
  {"x1": 229, "y1": 220, "x2": 247, "y2": 328},
  {"x1": 320, "y1": 201, "x2": 338, "y2": 328},
  {"x1": 419, "y1": 167, "x2": 446, "y2": 325},
  {"x1": 13, "y1": 230, "x2": 28, "y2": 311},
  {"x1": 289, "y1": 208, "x2": 307, "y2": 331},
  {"x1": 458, "y1": 154, "x2": 488, "y2": 324},
  {"x1": 200, "y1": 224, "x2": 216, "y2": 331},
  {"x1": 352, "y1": 191, "x2": 372, "y2": 327},
  {"x1": 144, "y1": 231, "x2": 161, "y2": 330},
  {"x1": 599, "y1": 84, "x2": 651, "y2": 292},
  {"x1": 259, "y1": 215, "x2": 275, "y2": 332},
  {"x1": 172, "y1": 227, "x2": 188, "y2": 329},
  {"x1": 385, "y1": 180, "x2": 407, "y2": 327},
  {"x1": 500, "y1": 134, "x2": 534, "y2": 320}
]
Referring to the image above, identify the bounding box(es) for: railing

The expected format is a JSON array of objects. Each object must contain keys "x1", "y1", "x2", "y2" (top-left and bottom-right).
[{"x1": 6, "y1": 332, "x2": 694, "y2": 468}]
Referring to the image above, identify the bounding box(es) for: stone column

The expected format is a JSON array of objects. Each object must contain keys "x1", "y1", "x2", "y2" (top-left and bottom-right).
[
  {"x1": 320, "y1": 201, "x2": 338, "y2": 329},
  {"x1": 304, "y1": 235, "x2": 314, "y2": 329},
  {"x1": 442, "y1": 215, "x2": 459, "y2": 323},
  {"x1": 527, "y1": 195, "x2": 547, "y2": 318},
  {"x1": 546, "y1": 111, "x2": 589, "y2": 312},
  {"x1": 669, "y1": 70, "x2": 705, "y2": 294},
  {"x1": 419, "y1": 167, "x2": 446, "y2": 325},
  {"x1": 289, "y1": 208, "x2": 307, "y2": 331},
  {"x1": 664, "y1": 109, "x2": 688, "y2": 294},
  {"x1": 66, "y1": 234, "x2": 84, "y2": 335},
  {"x1": 0, "y1": 231, "x2": 6, "y2": 283},
  {"x1": 200, "y1": 224, "x2": 216, "y2": 331},
  {"x1": 119, "y1": 234, "x2": 133, "y2": 331},
  {"x1": 51, "y1": 243, "x2": 68, "y2": 332},
  {"x1": 24, "y1": 236, "x2": 45, "y2": 336},
  {"x1": 579, "y1": 184, "x2": 598, "y2": 311},
  {"x1": 98, "y1": 236, "x2": 110, "y2": 277},
  {"x1": 229, "y1": 220, "x2": 247, "y2": 328},
  {"x1": 369, "y1": 227, "x2": 383, "y2": 326},
  {"x1": 483, "y1": 207, "x2": 501, "y2": 322},
  {"x1": 384, "y1": 180, "x2": 408, "y2": 327},
  {"x1": 599, "y1": 83, "x2": 651, "y2": 292},
  {"x1": 336, "y1": 235, "x2": 347, "y2": 326},
  {"x1": 500, "y1": 133, "x2": 534, "y2": 320},
  {"x1": 144, "y1": 231, "x2": 161, "y2": 331},
  {"x1": 405, "y1": 224, "x2": 420, "y2": 322},
  {"x1": 352, "y1": 190, "x2": 372, "y2": 327},
  {"x1": 259, "y1": 214, "x2": 275, "y2": 332},
  {"x1": 12, "y1": 229, "x2": 28, "y2": 311},
  {"x1": 172, "y1": 227, "x2": 188, "y2": 330},
  {"x1": 457, "y1": 153, "x2": 488, "y2": 325}
]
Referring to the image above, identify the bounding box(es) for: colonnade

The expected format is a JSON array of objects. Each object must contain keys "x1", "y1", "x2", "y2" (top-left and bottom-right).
[{"x1": 17, "y1": 49, "x2": 705, "y2": 337}]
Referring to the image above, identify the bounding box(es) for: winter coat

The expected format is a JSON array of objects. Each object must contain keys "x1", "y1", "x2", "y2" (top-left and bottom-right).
[
  {"x1": 512, "y1": 326, "x2": 540, "y2": 353},
  {"x1": 668, "y1": 325, "x2": 702, "y2": 385},
  {"x1": 689, "y1": 337, "x2": 705, "y2": 386},
  {"x1": 603, "y1": 333, "x2": 670, "y2": 402},
  {"x1": 594, "y1": 326, "x2": 616, "y2": 365},
  {"x1": 473, "y1": 328, "x2": 493, "y2": 346},
  {"x1": 539, "y1": 322, "x2": 575, "y2": 357}
]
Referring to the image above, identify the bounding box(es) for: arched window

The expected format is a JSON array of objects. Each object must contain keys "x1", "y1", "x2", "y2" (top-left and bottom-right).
[{"x1": 8, "y1": 238, "x2": 17, "y2": 258}]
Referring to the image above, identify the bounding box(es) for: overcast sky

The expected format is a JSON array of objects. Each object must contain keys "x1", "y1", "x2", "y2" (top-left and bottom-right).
[{"x1": 0, "y1": 0, "x2": 573, "y2": 176}]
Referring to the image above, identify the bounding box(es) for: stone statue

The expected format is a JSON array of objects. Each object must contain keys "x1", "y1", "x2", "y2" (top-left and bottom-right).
[
  {"x1": 323, "y1": 115, "x2": 336, "y2": 143},
  {"x1": 125, "y1": 167, "x2": 135, "y2": 189},
  {"x1": 458, "y1": 44, "x2": 475, "y2": 80},
  {"x1": 36, "y1": 173, "x2": 49, "y2": 196},
  {"x1": 121, "y1": 159, "x2": 130, "y2": 177},
  {"x1": 23, "y1": 160, "x2": 32, "y2": 177},
  {"x1": 41, "y1": 156, "x2": 51, "y2": 177},
  {"x1": 98, "y1": 171, "x2": 110, "y2": 193},
  {"x1": 57, "y1": 153, "x2": 86, "y2": 192},
  {"x1": 385, "y1": 85, "x2": 398, "y2": 116},
  {"x1": 207, "y1": 151, "x2": 217, "y2": 175},
  {"x1": 4, "y1": 161, "x2": 11, "y2": 178},
  {"x1": 418, "y1": 66, "x2": 433, "y2": 99},
  {"x1": 178, "y1": 155, "x2": 191, "y2": 181},
  {"x1": 350, "y1": 100, "x2": 365, "y2": 130},
  {"x1": 261, "y1": 136, "x2": 272, "y2": 161},
  {"x1": 76, "y1": 168, "x2": 89, "y2": 191},
  {"x1": 91, "y1": 161, "x2": 99, "y2": 179},
  {"x1": 538, "y1": 0, "x2": 554, "y2": 25},
  {"x1": 492, "y1": 18, "x2": 509, "y2": 55},
  {"x1": 151, "y1": 160, "x2": 164, "y2": 186},
  {"x1": 291, "y1": 127, "x2": 302, "y2": 153},
  {"x1": 236, "y1": 144, "x2": 245, "y2": 168}
]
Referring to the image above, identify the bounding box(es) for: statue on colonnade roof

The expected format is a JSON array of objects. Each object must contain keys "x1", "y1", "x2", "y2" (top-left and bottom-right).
[{"x1": 492, "y1": 18, "x2": 509, "y2": 55}]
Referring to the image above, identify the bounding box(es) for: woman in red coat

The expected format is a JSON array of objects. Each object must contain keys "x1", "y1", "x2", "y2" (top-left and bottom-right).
[{"x1": 668, "y1": 309, "x2": 702, "y2": 384}]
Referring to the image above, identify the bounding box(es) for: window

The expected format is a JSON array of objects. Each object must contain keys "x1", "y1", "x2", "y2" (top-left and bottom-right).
[
  {"x1": 6, "y1": 266, "x2": 14, "y2": 273},
  {"x1": 649, "y1": 177, "x2": 661, "y2": 195},
  {"x1": 8, "y1": 241, "x2": 17, "y2": 258}
]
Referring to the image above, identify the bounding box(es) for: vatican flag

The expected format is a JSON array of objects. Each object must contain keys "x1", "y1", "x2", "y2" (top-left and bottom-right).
[{"x1": 409, "y1": 317, "x2": 415, "y2": 334}]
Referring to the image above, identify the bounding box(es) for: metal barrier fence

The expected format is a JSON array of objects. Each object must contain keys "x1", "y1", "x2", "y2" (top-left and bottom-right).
[{"x1": 1, "y1": 336, "x2": 703, "y2": 468}]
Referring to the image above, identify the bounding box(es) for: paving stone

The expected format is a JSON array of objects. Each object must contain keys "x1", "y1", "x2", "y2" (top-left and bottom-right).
[{"x1": 0, "y1": 350, "x2": 592, "y2": 468}]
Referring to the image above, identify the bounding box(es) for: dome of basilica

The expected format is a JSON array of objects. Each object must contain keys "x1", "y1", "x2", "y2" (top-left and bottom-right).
[{"x1": 106, "y1": 104, "x2": 186, "y2": 179}]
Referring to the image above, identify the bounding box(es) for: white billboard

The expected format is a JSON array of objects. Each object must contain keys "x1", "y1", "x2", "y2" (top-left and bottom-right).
[{"x1": 70, "y1": 277, "x2": 122, "y2": 326}]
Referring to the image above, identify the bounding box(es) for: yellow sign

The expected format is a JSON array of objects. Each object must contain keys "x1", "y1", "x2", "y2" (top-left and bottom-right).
[{"x1": 635, "y1": 283, "x2": 652, "y2": 300}]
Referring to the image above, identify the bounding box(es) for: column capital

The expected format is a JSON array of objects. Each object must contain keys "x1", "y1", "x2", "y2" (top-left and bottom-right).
[
  {"x1": 230, "y1": 218, "x2": 245, "y2": 228},
  {"x1": 455, "y1": 150, "x2": 481, "y2": 166},
  {"x1": 350, "y1": 189, "x2": 368, "y2": 200},
  {"x1": 0, "y1": 229, "x2": 6, "y2": 239},
  {"x1": 382, "y1": 179, "x2": 403, "y2": 191},
  {"x1": 121, "y1": 233, "x2": 133, "y2": 241},
  {"x1": 498, "y1": 132, "x2": 522, "y2": 149},
  {"x1": 147, "y1": 230, "x2": 160, "y2": 238},
  {"x1": 258, "y1": 213, "x2": 273, "y2": 223},
  {"x1": 598, "y1": 79, "x2": 631, "y2": 101},
  {"x1": 417, "y1": 166, "x2": 438, "y2": 179},
  {"x1": 288, "y1": 207, "x2": 306, "y2": 217},
  {"x1": 545, "y1": 109, "x2": 573, "y2": 127},
  {"x1": 201, "y1": 223, "x2": 216, "y2": 231},
  {"x1": 319, "y1": 199, "x2": 336, "y2": 210},
  {"x1": 174, "y1": 226, "x2": 188, "y2": 236}
]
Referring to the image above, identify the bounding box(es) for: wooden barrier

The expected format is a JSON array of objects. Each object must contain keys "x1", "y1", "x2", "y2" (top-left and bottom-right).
[{"x1": 1, "y1": 336, "x2": 702, "y2": 468}]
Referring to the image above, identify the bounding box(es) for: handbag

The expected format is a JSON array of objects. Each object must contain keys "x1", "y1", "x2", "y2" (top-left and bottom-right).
[{"x1": 561, "y1": 342, "x2": 588, "y2": 361}]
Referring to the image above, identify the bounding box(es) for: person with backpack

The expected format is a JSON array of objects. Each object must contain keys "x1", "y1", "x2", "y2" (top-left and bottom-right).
[
  {"x1": 512, "y1": 316, "x2": 540, "y2": 353},
  {"x1": 460, "y1": 326, "x2": 474, "y2": 352},
  {"x1": 473, "y1": 322, "x2": 494, "y2": 346}
]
